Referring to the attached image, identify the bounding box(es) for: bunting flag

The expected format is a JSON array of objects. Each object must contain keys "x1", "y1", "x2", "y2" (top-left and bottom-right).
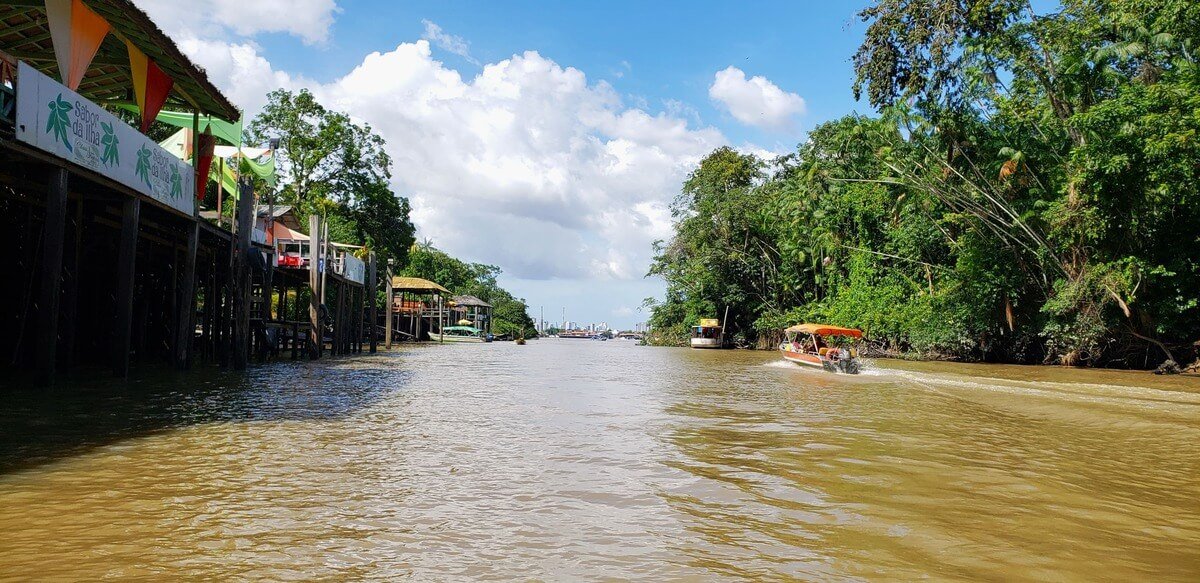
[
  {"x1": 125, "y1": 41, "x2": 174, "y2": 133},
  {"x1": 196, "y1": 128, "x2": 215, "y2": 200},
  {"x1": 44, "y1": 0, "x2": 111, "y2": 90},
  {"x1": 158, "y1": 128, "x2": 276, "y2": 200}
]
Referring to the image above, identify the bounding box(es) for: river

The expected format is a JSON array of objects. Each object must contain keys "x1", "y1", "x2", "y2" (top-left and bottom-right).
[{"x1": 1, "y1": 340, "x2": 1197, "y2": 580}]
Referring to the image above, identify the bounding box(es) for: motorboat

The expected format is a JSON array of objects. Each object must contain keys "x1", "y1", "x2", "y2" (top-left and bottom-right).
[{"x1": 779, "y1": 323, "x2": 863, "y2": 373}]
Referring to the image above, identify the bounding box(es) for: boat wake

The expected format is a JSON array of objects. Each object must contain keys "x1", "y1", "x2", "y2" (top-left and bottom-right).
[
  {"x1": 761, "y1": 360, "x2": 797, "y2": 370},
  {"x1": 763, "y1": 357, "x2": 1200, "y2": 413}
]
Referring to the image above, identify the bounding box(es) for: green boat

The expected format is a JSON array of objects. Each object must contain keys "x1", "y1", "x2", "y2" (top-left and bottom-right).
[{"x1": 428, "y1": 326, "x2": 489, "y2": 343}]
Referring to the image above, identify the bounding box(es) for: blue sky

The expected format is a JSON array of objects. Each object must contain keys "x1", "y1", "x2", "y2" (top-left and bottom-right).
[
  {"x1": 268, "y1": 1, "x2": 873, "y2": 148},
  {"x1": 139, "y1": 0, "x2": 875, "y2": 330}
]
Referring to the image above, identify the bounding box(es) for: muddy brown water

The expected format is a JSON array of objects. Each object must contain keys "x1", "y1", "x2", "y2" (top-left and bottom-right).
[{"x1": 1, "y1": 340, "x2": 1197, "y2": 580}]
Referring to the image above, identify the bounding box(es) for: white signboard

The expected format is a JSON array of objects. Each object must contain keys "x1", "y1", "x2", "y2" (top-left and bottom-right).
[
  {"x1": 15, "y1": 62, "x2": 195, "y2": 216},
  {"x1": 342, "y1": 253, "x2": 365, "y2": 285}
]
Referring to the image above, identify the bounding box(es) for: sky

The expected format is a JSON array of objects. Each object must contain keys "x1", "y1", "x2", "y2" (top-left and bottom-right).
[{"x1": 134, "y1": 0, "x2": 873, "y2": 330}]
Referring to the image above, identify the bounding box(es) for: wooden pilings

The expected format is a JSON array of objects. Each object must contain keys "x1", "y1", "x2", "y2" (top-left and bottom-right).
[
  {"x1": 308, "y1": 214, "x2": 323, "y2": 359},
  {"x1": 34, "y1": 167, "x2": 67, "y2": 385},
  {"x1": 6, "y1": 164, "x2": 379, "y2": 382},
  {"x1": 384, "y1": 260, "x2": 393, "y2": 349},
  {"x1": 231, "y1": 180, "x2": 254, "y2": 370},
  {"x1": 113, "y1": 197, "x2": 140, "y2": 378},
  {"x1": 59, "y1": 198, "x2": 83, "y2": 372},
  {"x1": 367, "y1": 253, "x2": 377, "y2": 353},
  {"x1": 174, "y1": 222, "x2": 199, "y2": 369}
]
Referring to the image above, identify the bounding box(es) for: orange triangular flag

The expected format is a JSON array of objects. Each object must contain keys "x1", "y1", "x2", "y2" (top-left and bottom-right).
[{"x1": 45, "y1": 0, "x2": 110, "y2": 89}]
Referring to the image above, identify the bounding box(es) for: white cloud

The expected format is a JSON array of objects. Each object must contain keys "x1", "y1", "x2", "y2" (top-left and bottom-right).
[
  {"x1": 174, "y1": 37, "x2": 307, "y2": 114},
  {"x1": 421, "y1": 20, "x2": 480, "y2": 66},
  {"x1": 314, "y1": 42, "x2": 725, "y2": 279},
  {"x1": 708, "y1": 66, "x2": 806, "y2": 131},
  {"x1": 134, "y1": 0, "x2": 340, "y2": 45},
  {"x1": 124, "y1": 9, "x2": 729, "y2": 288}
]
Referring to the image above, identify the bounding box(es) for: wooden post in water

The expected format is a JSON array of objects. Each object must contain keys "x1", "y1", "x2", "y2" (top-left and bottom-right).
[
  {"x1": 333, "y1": 280, "x2": 343, "y2": 356},
  {"x1": 308, "y1": 214, "x2": 323, "y2": 359},
  {"x1": 35, "y1": 167, "x2": 68, "y2": 385},
  {"x1": 113, "y1": 197, "x2": 141, "y2": 378},
  {"x1": 355, "y1": 285, "x2": 364, "y2": 352},
  {"x1": 231, "y1": 180, "x2": 254, "y2": 370},
  {"x1": 438, "y1": 294, "x2": 444, "y2": 343},
  {"x1": 367, "y1": 253, "x2": 377, "y2": 353},
  {"x1": 384, "y1": 259, "x2": 394, "y2": 349},
  {"x1": 174, "y1": 222, "x2": 200, "y2": 368},
  {"x1": 340, "y1": 282, "x2": 349, "y2": 354}
]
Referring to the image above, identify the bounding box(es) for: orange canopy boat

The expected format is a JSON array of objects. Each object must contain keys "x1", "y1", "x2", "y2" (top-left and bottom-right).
[{"x1": 779, "y1": 323, "x2": 863, "y2": 374}]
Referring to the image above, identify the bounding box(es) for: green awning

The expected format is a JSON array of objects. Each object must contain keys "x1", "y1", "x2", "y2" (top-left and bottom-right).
[{"x1": 120, "y1": 105, "x2": 243, "y2": 145}]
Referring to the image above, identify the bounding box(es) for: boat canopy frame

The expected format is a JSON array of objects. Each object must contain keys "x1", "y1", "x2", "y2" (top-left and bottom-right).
[{"x1": 783, "y1": 323, "x2": 863, "y2": 338}]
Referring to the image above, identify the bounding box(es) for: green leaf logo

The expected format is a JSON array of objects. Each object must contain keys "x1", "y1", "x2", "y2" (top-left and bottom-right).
[
  {"x1": 135, "y1": 145, "x2": 152, "y2": 187},
  {"x1": 100, "y1": 121, "x2": 119, "y2": 167},
  {"x1": 45, "y1": 93, "x2": 72, "y2": 152},
  {"x1": 169, "y1": 164, "x2": 182, "y2": 199}
]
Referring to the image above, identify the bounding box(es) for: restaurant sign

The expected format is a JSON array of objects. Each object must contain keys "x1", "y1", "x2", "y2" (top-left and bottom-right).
[{"x1": 15, "y1": 62, "x2": 195, "y2": 216}]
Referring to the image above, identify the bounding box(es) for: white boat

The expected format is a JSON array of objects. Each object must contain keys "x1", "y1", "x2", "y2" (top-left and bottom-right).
[
  {"x1": 690, "y1": 318, "x2": 724, "y2": 349},
  {"x1": 428, "y1": 326, "x2": 488, "y2": 343}
]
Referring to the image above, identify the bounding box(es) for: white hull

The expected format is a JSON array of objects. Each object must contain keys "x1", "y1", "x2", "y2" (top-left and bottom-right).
[
  {"x1": 427, "y1": 332, "x2": 485, "y2": 343},
  {"x1": 690, "y1": 338, "x2": 723, "y2": 349}
]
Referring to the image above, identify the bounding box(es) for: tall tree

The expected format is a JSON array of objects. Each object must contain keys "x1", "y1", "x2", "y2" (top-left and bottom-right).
[{"x1": 247, "y1": 89, "x2": 414, "y2": 263}]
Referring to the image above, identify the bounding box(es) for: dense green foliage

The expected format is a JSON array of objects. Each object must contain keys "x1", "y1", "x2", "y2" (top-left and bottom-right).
[
  {"x1": 247, "y1": 89, "x2": 416, "y2": 265},
  {"x1": 648, "y1": 0, "x2": 1199, "y2": 367},
  {"x1": 402, "y1": 242, "x2": 538, "y2": 338}
]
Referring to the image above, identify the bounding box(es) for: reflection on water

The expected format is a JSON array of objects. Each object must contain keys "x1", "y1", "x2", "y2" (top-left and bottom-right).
[{"x1": 1, "y1": 342, "x2": 1198, "y2": 580}]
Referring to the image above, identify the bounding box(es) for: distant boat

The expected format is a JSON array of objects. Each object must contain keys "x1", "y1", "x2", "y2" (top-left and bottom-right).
[
  {"x1": 779, "y1": 323, "x2": 862, "y2": 373},
  {"x1": 429, "y1": 326, "x2": 488, "y2": 343},
  {"x1": 690, "y1": 318, "x2": 724, "y2": 349},
  {"x1": 559, "y1": 330, "x2": 593, "y2": 339}
]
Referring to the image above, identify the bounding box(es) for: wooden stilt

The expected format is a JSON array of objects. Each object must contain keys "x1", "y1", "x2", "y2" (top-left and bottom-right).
[
  {"x1": 340, "y1": 281, "x2": 348, "y2": 354},
  {"x1": 216, "y1": 258, "x2": 229, "y2": 368},
  {"x1": 232, "y1": 180, "x2": 253, "y2": 370},
  {"x1": 308, "y1": 215, "x2": 322, "y2": 359},
  {"x1": 201, "y1": 252, "x2": 213, "y2": 363},
  {"x1": 174, "y1": 222, "x2": 199, "y2": 368},
  {"x1": 113, "y1": 197, "x2": 140, "y2": 378},
  {"x1": 355, "y1": 285, "x2": 363, "y2": 353},
  {"x1": 35, "y1": 167, "x2": 68, "y2": 385},
  {"x1": 60, "y1": 197, "x2": 83, "y2": 372},
  {"x1": 384, "y1": 261, "x2": 393, "y2": 349}
]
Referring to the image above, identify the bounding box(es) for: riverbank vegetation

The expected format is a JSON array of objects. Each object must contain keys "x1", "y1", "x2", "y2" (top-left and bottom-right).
[{"x1": 647, "y1": 0, "x2": 1199, "y2": 369}]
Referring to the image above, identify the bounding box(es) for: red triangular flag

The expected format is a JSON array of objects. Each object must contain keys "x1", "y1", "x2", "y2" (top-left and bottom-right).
[
  {"x1": 141, "y1": 59, "x2": 173, "y2": 133},
  {"x1": 196, "y1": 128, "x2": 215, "y2": 200}
]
